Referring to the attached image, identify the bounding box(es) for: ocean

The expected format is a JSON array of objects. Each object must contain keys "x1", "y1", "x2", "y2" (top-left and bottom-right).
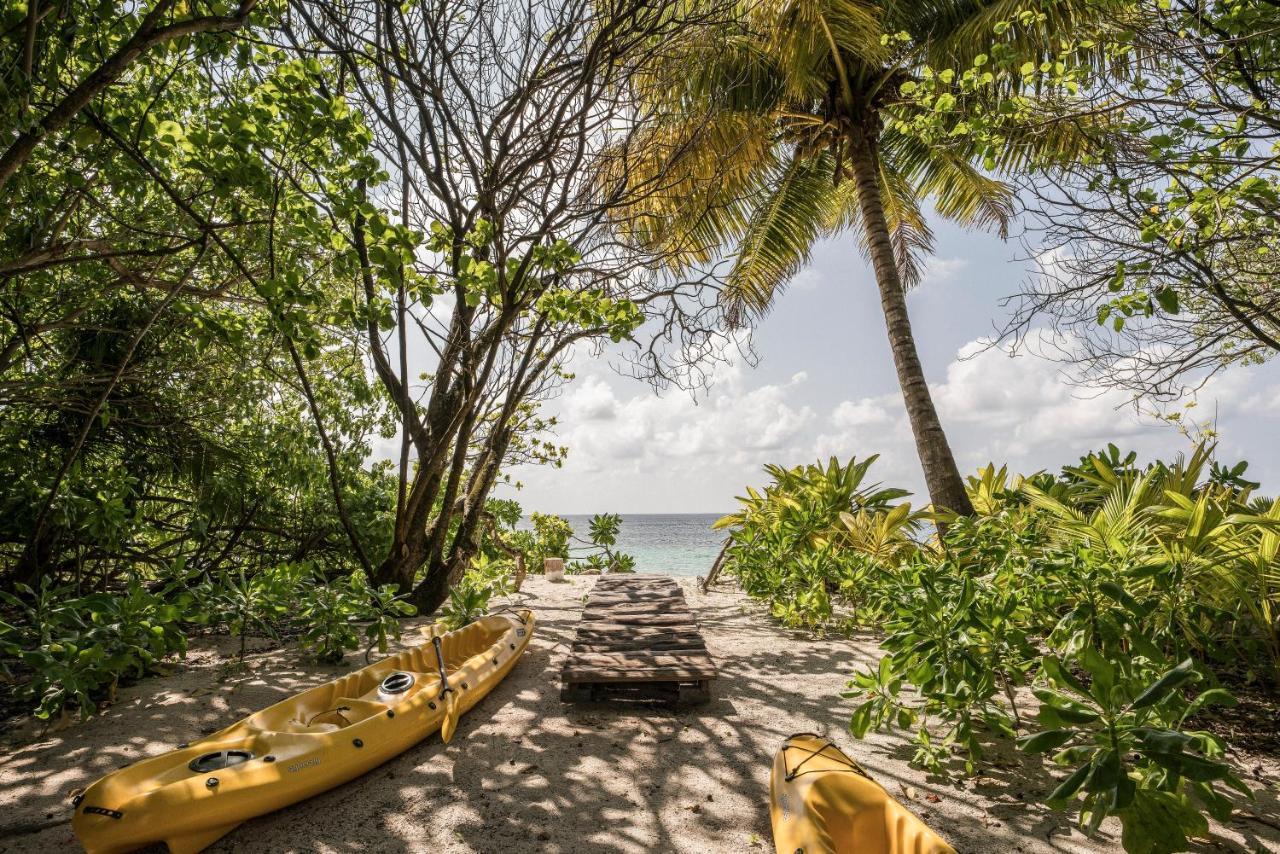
[{"x1": 517, "y1": 513, "x2": 728, "y2": 576}]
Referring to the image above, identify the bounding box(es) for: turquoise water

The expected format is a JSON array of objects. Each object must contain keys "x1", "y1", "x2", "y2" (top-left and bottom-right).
[{"x1": 517, "y1": 513, "x2": 728, "y2": 576}]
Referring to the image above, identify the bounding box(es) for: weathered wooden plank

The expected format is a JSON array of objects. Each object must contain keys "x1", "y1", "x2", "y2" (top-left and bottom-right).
[
  {"x1": 562, "y1": 667, "x2": 716, "y2": 683},
  {"x1": 583, "y1": 600, "x2": 691, "y2": 611},
  {"x1": 582, "y1": 602, "x2": 687, "y2": 613},
  {"x1": 572, "y1": 641, "x2": 707, "y2": 654},
  {"x1": 575, "y1": 614, "x2": 692, "y2": 627},
  {"x1": 573, "y1": 629, "x2": 705, "y2": 644},
  {"x1": 573, "y1": 623, "x2": 703, "y2": 634},
  {"x1": 588, "y1": 593, "x2": 686, "y2": 601},
  {"x1": 574, "y1": 622, "x2": 702, "y2": 634},
  {"x1": 573, "y1": 641, "x2": 705, "y2": 653},
  {"x1": 591, "y1": 581, "x2": 677, "y2": 590},
  {"x1": 580, "y1": 610, "x2": 691, "y2": 622},
  {"x1": 565, "y1": 650, "x2": 715, "y2": 669}
]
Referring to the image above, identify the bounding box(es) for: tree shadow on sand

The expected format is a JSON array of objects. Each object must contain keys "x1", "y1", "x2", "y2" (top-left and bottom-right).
[{"x1": 3, "y1": 578, "x2": 1276, "y2": 854}]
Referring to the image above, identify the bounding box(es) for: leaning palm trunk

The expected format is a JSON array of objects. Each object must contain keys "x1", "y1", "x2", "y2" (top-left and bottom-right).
[{"x1": 848, "y1": 120, "x2": 974, "y2": 517}]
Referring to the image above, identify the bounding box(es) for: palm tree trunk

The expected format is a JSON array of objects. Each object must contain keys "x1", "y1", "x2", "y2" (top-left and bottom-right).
[{"x1": 847, "y1": 119, "x2": 974, "y2": 517}]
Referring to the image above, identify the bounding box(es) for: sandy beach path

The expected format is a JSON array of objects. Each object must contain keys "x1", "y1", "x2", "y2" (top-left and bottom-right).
[{"x1": 3, "y1": 576, "x2": 1276, "y2": 853}]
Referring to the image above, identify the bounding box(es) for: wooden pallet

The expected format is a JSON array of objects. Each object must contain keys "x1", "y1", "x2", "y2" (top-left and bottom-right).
[{"x1": 560, "y1": 574, "x2": 716, "y2": 705}]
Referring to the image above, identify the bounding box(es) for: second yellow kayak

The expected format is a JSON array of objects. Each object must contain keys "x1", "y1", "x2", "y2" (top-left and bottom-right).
[
  {"x1": 72, "y1": 609, "x2": 535, "y2": 854},
  {"x1": 770, "y1": 733, "x2": 955, "y2": 854}
]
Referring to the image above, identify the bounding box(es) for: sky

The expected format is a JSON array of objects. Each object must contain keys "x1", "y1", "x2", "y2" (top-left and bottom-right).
[{"x1": 489, "y1": 217, "x2": 1280, "y2": 514}]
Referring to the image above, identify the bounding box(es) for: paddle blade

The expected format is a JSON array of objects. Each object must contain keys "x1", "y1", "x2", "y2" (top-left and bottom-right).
[{"x1": 440, "y1": 691, "x2": 460, "y2": 743}]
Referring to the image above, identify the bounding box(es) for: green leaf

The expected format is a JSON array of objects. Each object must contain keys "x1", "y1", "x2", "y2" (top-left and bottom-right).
[
  {"x1": 1131, "y1": 658, "x2": 1197, "y2": 710},
  {"x1": 849, "y1": 702, "x2": 874, "y2": 738},
  {"x1": 1017, "y1": 728, "x2": 1075, "y2": 754},
  {"x1": 1184, "y1": 687, "x2": 1235, "y2": 720},
  {"x1": 1098, "y1": 581, "x2": 1145, "y2": 617},
  {"x1": 1078, "y1": 647, "x2": 1116, "y2": 701},
  {"x1": 1154, "y1": 287, "x2": 1180, "y2": 314},
  {"x1": 1047, "y1": 762, "x2": 1091, "y2": 804},
  {"x1": 1134, "y1": 728, "x2": 1196, "y2": 756},
  {"x1": 1116, "y1": 789, "x2": 1208, "y2": 854},
  {"x1": 1042, "y1": 656, "x2": 1091, "y2": 699}
]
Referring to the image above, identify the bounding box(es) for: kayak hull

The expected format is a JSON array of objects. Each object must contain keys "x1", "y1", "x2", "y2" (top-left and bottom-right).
[
  {"x1": 769, "y1": 733, "x2": 955, "y2": 854},
  {"x1": 72, "y1": 609, "x2": 535, "y2": 854}
]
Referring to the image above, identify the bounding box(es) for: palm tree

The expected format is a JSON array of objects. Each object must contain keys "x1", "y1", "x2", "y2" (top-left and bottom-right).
[{"x1": 620, "y1": 0, "x2": 1105, "y2": 515}]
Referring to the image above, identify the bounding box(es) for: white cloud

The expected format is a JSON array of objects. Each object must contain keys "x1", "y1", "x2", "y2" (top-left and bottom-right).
[
  {"x1": 563, "y1": 376, "x2": 618, "y2": 422},
  {"x1": 498, "y1": 328, "x2": 1280, "y2": 512},
  {"x1": 920, "y1": 256, "x2": 968, "y2": 289},
  {"x1": 930, "y1": 343, "x2": 1154, "y2": 470},
  {"x1": 831, "y1": 396, "x2": 896, "y2": 428},
  {"x1": 790, "y1": 268, "x2": 823, "y2": 292}
]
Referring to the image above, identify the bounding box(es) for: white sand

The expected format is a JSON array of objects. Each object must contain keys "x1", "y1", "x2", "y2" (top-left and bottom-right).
[{"x1": 2, "y1": 576, "x2": 1276, "y2": 853}]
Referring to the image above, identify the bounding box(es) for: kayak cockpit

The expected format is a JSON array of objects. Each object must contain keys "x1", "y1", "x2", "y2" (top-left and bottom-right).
[{"x1": 243, "y1": 617, "x2": 512, "y2": 734}]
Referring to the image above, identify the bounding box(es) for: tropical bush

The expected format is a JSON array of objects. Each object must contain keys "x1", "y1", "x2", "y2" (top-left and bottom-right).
[
  {"x1": 714, "y1": 457, "x2": 918, "y2": 630},
  {"x1": 0, "y1": 563, "x2": 415, "y2": 719},
  {"x1": 0, "y1": 577, "x2": 193, "y2": 721},
  {"x1": 569, "y1": 513, "x2": 637, "y2": 574},
  {"x1": 439, "y1": 554, "x2": 514, "y2": 630},
  {"x1": 507, "y1": 511, "x2": 637, "y2": 574},
  {"x1": 719, "y1": 446, "x2": 1276, "y2": 853},
  {"x1": 294, "y1": 570, "x2": 416, "y2": 664},
  {"x1": 509, "y1": 512, "x2": 575, "y2": 571}
]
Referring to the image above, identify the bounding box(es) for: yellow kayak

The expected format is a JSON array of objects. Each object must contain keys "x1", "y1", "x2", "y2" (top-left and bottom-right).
[
  {"x1": 73, "y1": 609, "x2": 535, "y2": 854},
  {"x1": 770, "y1": 734, "x2": 955, "y2": 854}
]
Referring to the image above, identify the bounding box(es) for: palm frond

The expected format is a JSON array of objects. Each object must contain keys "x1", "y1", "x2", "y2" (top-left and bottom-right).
[
  {"x1": 884, "y1": 127, "x2": 1013, "y2": 237},
  {"x1": 683, "y1": 34, "x2": 787, "y2": 114},
  {"x1": 721, "y1": 150, "x2": 842, "y2": 327},
  {"x1": 603, "y1": 112, "x2": 776, "y2": 266},
  {"x1": 914, "y1": 0, "x2": 1126, "y2": 73},
  {"x1": 757, "y1": 0, "x2": 888, "y2": 99}
]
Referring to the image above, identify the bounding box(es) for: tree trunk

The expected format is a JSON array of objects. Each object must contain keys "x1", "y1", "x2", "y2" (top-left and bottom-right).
[{"x1": 847, "y1": 118, "x2": 974, "y2": 517}]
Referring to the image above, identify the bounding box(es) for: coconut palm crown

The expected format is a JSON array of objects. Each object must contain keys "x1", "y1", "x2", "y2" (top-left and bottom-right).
[{"x1": 619, "y1": 0, "x2": 1113, "y2": 516}]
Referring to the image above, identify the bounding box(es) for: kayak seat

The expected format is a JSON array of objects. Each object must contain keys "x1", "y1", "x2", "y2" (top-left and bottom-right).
[{"x1": 276, "y1": 698, "x2": 392, "y2": 732}]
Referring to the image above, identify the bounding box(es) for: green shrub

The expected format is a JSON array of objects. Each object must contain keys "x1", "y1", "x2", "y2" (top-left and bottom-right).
[
  {"x1": 206, "y1": 564, "x2": 300, "y2": 663},
  {"x1": 715, "y1": 456, "x2": 913, "y2": 630},
  {"x1": 568, "y1": 513, "x2": 637, "y2": 573},
  {"x1": 722, "y1": 445, "x2": 1272, "y2": 854},
  {"x1": 358, "y1": 575, "x2": 417, "y2": 659},
  {"x1": 294, "y1": 569, "x2": 416, "y2": 664},
  {"x1": 0, "y1": 563, "x2": 418, "y2": 718},
  {"x1": 439, "y1": 553, "x2": 512, "y2": 630},
  {"x1": 0, "y1": 577, "x2": 190, "y2": 721},
  {"x1": 509, "y1": 511, "x2": 573, "y2": 570},
  {"x1": 509, "y1": 511, "x2": 638, "y2": 573}
]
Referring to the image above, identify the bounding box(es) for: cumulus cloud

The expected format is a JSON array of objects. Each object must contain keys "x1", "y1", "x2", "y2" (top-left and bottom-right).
[
  {"x1": 500, "y1": 328, "x2": 1280, "y2": 511},
  {"x1": 563, "y1": 376, "x2": 618, "y2": 422},
  {"x1": 919, "y1": 256, "x2": 968, "y2": 289},
  {"x1": 551, "y1": 360, "x2": 815, "y2": 476},
  {"x1": 831, "y1": 396, "x2": 897, "y2": 428}
]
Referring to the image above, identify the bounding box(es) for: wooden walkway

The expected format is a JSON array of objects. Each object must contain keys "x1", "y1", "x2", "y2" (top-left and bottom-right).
[{"x1": 560, "y1": 574, "x2": 716, "y2": 704}]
